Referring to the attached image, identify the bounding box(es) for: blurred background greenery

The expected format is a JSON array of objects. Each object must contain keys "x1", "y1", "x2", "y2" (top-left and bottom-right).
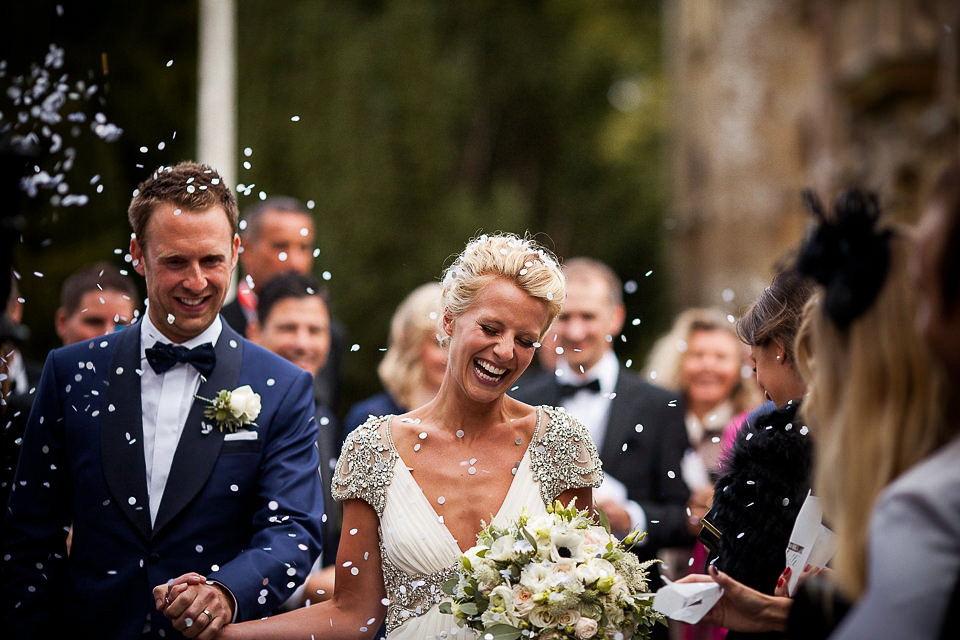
[{"x1": 4, "y1": 1, "x2": 671, "y2": 416}]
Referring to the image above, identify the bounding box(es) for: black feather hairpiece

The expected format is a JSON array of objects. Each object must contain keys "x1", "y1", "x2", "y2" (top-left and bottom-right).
[{"x1": 795, "y1": 188, "x2": 892, "y2": 328}]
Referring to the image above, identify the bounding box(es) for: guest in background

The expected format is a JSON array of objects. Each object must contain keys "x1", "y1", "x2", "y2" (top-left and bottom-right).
[
  {"x1": 54, "y1": 262, "x2": 139, "y2": 346},
  {"x1": 695, "y1": 268, "x2": 816, "y2": 640},
  {"x1": 343, "y1": 282, "x2": 446, "y2": 433},
  {"x1": 223, "y1": 196, "x2": 345, "y2": 410},
  {"x1": 639, "y1": 307, "x2": 758, "y2": 621},
  {"x1": 248, "y1": 271, "x2": 340, "y2": 596},
  {"x1": 511, "y1": 256, "x2": 689, "y2": 613},
  {"x1": 643, "y1": 308, "x2": 758, "y2": 492},
  {"x1": 1, "y1": 275, "x2": 36, "y2": 515}
]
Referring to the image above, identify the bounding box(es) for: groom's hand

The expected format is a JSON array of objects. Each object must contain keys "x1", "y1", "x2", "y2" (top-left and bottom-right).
[{"x1": 154, "y1": 573, "x2": 233, "y2": 638}]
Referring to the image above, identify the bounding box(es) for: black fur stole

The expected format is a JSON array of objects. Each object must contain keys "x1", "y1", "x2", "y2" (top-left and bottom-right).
[{"x1": 703, "y1": 402, "x2": 814, "y2": 595}]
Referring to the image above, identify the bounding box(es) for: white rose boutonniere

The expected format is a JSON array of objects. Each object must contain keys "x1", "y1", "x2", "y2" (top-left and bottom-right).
[{"x1": 196, "y1": 384, "x2": 261, "y2": 433}]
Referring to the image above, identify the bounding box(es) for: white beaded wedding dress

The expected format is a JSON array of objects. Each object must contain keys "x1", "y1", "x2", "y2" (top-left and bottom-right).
[{"x1": 332, "y1": 405, "x2": 602, "y2": 639}]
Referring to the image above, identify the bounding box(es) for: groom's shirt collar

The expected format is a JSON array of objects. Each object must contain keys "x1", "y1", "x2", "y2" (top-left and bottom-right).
[{"x1": 140, "y1": 312, "x2": 223, "y2": 354}]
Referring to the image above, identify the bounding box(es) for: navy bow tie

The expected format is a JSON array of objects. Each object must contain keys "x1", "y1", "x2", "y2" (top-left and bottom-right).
[
  {"x1": 557, "y1": 378, "x2": 601, "y2": 400},
  {"x1": 145, "y1": 342, "x2": 216, "y2": 377}
]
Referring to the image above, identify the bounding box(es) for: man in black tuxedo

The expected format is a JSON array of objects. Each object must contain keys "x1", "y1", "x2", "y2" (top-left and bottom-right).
[{"x1": 510, "y1": 258, "x2": 693, "y2": 586}]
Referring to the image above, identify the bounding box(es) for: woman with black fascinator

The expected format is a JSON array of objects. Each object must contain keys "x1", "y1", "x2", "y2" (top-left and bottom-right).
[{"x1": 678, "y1": 186, "x2": 949, "y2": 639}]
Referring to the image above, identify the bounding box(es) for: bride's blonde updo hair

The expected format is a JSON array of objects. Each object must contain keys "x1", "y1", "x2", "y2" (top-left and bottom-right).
[{"x1": 440, "y1": 233, "x2": 564, "y2": 345}]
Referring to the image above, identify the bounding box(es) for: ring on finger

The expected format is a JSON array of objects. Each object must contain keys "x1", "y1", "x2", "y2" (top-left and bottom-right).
[{"x1": 202, "y1": 609, "x2": 214, "y2": 622}]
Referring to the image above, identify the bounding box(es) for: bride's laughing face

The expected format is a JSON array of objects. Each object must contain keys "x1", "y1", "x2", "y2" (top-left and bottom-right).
[{"x1": 442, "y1": 277, "x2": 548, "y2": 402}]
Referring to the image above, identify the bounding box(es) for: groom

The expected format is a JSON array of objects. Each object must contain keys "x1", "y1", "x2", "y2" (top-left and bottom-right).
[{"x1": 1, "y1": 162, "x2": 324, "y2": 639}]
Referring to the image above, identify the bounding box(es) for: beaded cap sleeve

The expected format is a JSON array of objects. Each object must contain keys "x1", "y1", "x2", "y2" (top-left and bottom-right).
[
  {"x1": 331, "y1": 414, "x2": 396, "y2": 516},
  {"x1": 530, "y1": 405, "x2": 603, "y2": 504}
]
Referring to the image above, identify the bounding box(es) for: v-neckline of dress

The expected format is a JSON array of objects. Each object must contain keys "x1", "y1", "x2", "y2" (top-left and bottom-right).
[{"x1": 384, "y1": 406, "x2": 543, "y2": 554}]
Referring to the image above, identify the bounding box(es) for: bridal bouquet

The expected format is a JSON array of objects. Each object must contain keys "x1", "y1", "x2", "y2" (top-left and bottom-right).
[{"x1": 440, "y1": 501, "x2": 663, "y2": 640}]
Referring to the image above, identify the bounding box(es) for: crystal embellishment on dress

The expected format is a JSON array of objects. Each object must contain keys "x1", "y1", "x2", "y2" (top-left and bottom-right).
[
  {"x1": 331, "y1": 415, "x2": 398, "y2": 516},
  {"x1": 529, "y1": 406, "x2": 603, "y2": 505},
  {"x1": 379, "y1": 538, "x2": 458, "y2": 633}
]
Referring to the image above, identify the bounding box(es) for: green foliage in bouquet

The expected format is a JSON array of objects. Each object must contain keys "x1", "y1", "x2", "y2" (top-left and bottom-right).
[{"x1": 440, "y1": 501, "x2": 664, "y2": 640}]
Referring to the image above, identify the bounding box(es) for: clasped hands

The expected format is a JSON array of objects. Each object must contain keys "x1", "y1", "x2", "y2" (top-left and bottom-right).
[{"x1": 153, "y1": 572, "x2": 233, "y2": 639}]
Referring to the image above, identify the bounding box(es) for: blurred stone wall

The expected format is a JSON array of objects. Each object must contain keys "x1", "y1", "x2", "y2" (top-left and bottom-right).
[{"x1": 664, "y1": 0, "x2": 959, "y2": 312}]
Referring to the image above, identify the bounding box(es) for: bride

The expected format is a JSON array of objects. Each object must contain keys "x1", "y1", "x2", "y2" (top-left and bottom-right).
[{"x1": 156, "y1": 232, "x2": 602, "y2": 639}]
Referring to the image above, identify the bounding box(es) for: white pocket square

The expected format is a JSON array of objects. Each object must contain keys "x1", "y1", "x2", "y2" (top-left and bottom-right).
[{"x1": 224, "y1": 430, "x2": 258, "y2": 441}]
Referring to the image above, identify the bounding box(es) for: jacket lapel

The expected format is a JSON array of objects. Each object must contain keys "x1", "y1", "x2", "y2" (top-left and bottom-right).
[
  {"x1": 152, "y1": 321, "x2": 243, "y2": 537},
  {"x1": 600, "y1": 368, "x2": 635, "y2": 462},
  {"x1": 100, "y1": 325, "x2": 152, "y2": 540}
]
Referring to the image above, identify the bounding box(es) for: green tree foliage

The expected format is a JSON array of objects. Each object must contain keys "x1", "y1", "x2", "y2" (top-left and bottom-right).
[
  {"x1": 4, "y1": 1, "x2": 669, "y2": 413},
  {"x1": 237, "y1": 1, "x2": 670, "y2": 410}
]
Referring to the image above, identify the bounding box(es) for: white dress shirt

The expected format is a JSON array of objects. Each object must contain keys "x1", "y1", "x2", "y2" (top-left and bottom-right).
[
  {"x1": 554, "y1": 350, "x2": 647, "y2": 538},
  {"x1": 554, "y1": 350, "x2": 620, "y2": 448},
  {"x1": 139, "y1": 313, "x2": 222, "y2": 526}
]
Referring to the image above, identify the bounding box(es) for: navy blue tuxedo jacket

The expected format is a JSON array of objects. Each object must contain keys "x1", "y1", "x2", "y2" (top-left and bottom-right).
[
  {"x1": 510, "y1": 366, "x2": 693, "y2": 555},
  {"x1": 1, "y1": 319, "x2": 324, "y2": 639}
]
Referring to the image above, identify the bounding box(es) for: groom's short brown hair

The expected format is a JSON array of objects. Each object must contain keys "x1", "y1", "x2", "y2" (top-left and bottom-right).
[{"x1": 128, "y1": 161, "x2": 238, "y2": 250}]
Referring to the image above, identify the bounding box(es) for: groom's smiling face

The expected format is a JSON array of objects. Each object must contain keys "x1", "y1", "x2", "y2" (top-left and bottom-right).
[{"x1": 131, "y1": 203, "x2": 239, "y2": 343}]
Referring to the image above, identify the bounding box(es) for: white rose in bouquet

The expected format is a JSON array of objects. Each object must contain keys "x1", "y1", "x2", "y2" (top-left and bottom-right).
[
  {"x1": 489, "y1": 534, "x2": 518, "y2": 562},
  {"x1": 557, "y1": 608, "x2": 581, "y2": 627},
  {"x1": 528, "y1": 606, "x2": 560, "y2": 629},
  {"x1": 574, "y1": 617, "x2": 599, "y2": 639},
  {"x1": 513, "y1": 586, "x2": 536, "y2": 616},
  {"x1": 520, "y1": 561, "x2": 554, "y2": 595}
]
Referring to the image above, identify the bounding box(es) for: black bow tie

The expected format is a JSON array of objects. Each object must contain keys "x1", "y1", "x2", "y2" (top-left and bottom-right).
[
  {"x1": 557, "y1": 378, "x2": 601, "y2": 400},
  {"x1": 145, "y1": 342, "x2": 216, "y2": 377}
]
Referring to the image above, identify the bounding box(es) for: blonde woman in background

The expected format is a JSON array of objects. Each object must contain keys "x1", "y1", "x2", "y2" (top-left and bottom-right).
[
  {"x1": 796, "y1": 204, "x2": 947, "y2": 611},
  {"x1": 343, "y1": 282, "x2": 447, "y2": 434},
  {"x1": 643, "y1": 308, "x2": 759, "y2": 526}
]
